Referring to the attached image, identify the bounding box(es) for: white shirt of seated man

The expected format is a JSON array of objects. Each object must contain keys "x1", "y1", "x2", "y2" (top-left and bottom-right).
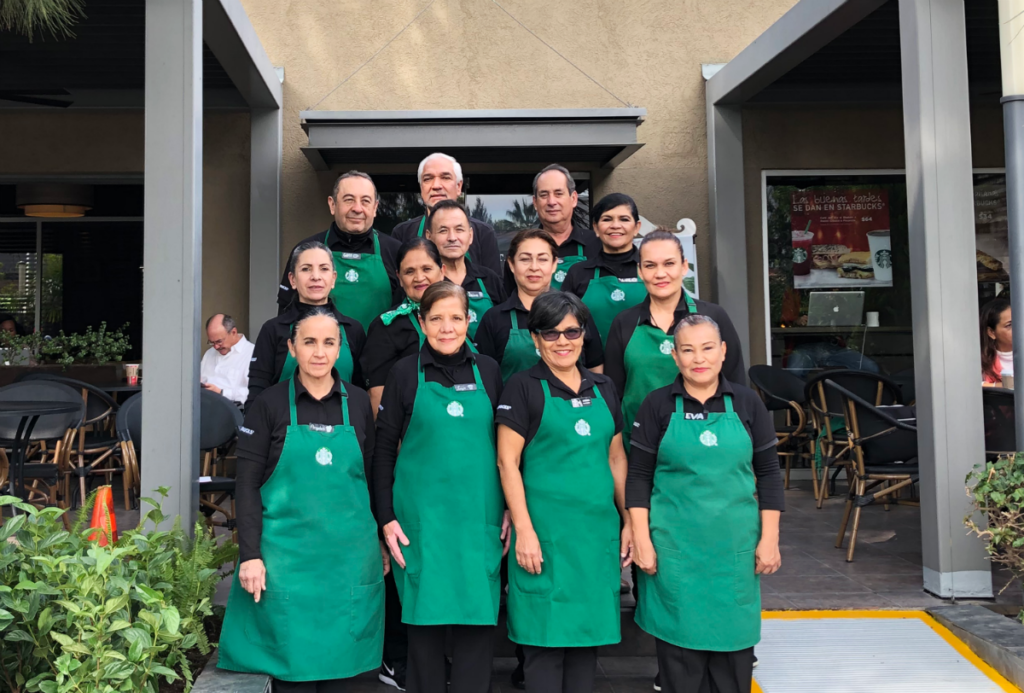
[{"x1": 201, "y1": 313, "x2": 255, "y2": 404}]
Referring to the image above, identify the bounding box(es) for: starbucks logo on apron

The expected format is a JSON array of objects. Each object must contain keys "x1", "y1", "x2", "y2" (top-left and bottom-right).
[
  {"x1": 699, "y1": 430, "x2": 718, "y2": 447},
  {"x1": 611, "y1": 288, "x2": 626, "y2": 302},
  {"x1": 447, "y1": 401, "x2": 464, "y2": 417},
  {"x1": 660, "y1": 340, "x2": 673, "y2": 355},
  {"x1": 555, "y1": 270, "x2": 566, "y2": 283},
  {"x1": 345, "y1": 269, "x2": 359, "y2": 283},
  {"x1": 469, "y1": 309, "x2": 478, "y2": 324},
  {"x1": 315, "y1": 447, "x2": 333, "y2": 466},
  {"x1": 574, "y1": 419, "x2": 591, "y2": 436}
]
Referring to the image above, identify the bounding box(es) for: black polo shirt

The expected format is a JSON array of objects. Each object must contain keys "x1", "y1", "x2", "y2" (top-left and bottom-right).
[
  {"x1": 452, "y1": 258, "x2": 506, "y2": 306},
  {"x1": 625, "y1": 375, "x2": 784, "y2": 512},
  {"x1": 235, "y1": 371, "x2": 376, "y2": 562},
  {"x1": 561, "y1": 247, "x2": 641, "y2": 298},
  {"x1": 392, "y1": 214, "x2": 502, "y2": 276},
  {"x1": 373, "y1": 343, "x2": 503, "y2": 526},
  {"x1": 605, "y1": 295, "x2": 747, "y2": 396},
  {"x1": 502, "y1": 225, "x2": 601, "y2": 293},
  {"x1": 496, "y1": 361, "x2": 623, "y2": 448},
  {"x1": 277, "y1": 223, "x2": 402, "y2": 312},
  {"x1": 245, "y1": 300, "x2": 366, "y2": 411},
  {"x1": 475, "y1": 292, "x2": 604, "y2": 368},
  {"x1": 360, "y1": 306, "x2": 421, "y2": 389}
]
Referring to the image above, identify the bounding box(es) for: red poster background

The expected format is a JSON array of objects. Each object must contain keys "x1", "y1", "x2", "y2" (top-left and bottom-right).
[{"x1": 790, "y1": 188, "x2": 890, "y2": 251}]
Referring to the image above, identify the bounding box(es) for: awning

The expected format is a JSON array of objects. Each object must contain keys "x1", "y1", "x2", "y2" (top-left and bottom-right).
[{"x1": 299, "y1": 108, "x2": 646, "y2": 172}]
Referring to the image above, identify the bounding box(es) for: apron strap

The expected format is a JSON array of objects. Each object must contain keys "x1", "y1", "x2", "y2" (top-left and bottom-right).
[
  {"x1": 323, "y1": 227, "x2": 331, "y2": 246},
  {"x1": 339, "y1": 380, "x2": 349, "y2": 426},
  {"x1": 476, "y1": 277, "x2": 487, "y2": 294},
  {"x1": 417, "y1": 216, "x2": 426, "y2": 237},
  {"x1": 674, "y1": 394, "x2": 684, "y2": 414},
  {"x1": 416, "y1": 354, "x2": 427, "y2": 386},
  {"x1": 510, "y1": 311, "x2": 520, "y2": 331},
  {"x1": 471, "y1": 358, "x2": 485, "y2": 389},
  {"x1": 411, "y1": 313, "x2": 424, "y2": 343},
  {"x1": 593, "y1": 267, "x2": 600, "y2": 281},
  {"x1": 288, "y1": 377, "x2": 298, "y2": 426},
  {"x1": 371, "y1": 229, "x2": 381, "y2": 254},
  {"x1": 723, "y1": 393, "x2": 734, "y2": 414},
  {"x1": 540, "y1": 379, "x2": 552, "y2": 399},
  {"x1": 683, "y1": 290, "x2": 697, "y2": 314}
]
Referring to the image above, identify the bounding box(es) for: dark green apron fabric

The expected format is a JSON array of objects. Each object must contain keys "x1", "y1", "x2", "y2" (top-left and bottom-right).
[
  {"x1": 580, "y1": 267, "x2": 647, "y2": 346},
  {"x1": 467, "y1": 278, "x2": 494, "y2": 340},
  {"x1": 500, "y1": 311, "x2": 540, "y2": 382},
  {"x1": 325, "y1": 229, "x2": 392, "y2": 331},
  {"x1": 552, "y1": 242, "x2": 586, "y2": 291}
]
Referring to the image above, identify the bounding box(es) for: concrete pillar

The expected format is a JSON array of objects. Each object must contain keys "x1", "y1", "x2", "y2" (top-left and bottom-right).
[{"x1": 250, "y1": 107, "x2": 282, "y2": 331}]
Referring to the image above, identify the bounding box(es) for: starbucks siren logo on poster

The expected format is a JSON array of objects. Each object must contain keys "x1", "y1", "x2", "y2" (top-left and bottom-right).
[
  {"x1": 699, "y1": 430, "x2": 718, "y2": 447},
  {"x1": 315, "y1": 447, "x2": 333, "y2": 466},
  {"x1": 660, "y1": 340, "x2": 673, "y2": 355},
  {"x1": 792, "y1": 247, "x2": 808, "y2": 264},
  {"x1": 611, "y1": 289, "x2": 626, "y2": 302},
  {"x1": 345, "y1": 269, "x2": 359, "y2": 283},
  {"x1": 447, "y1": 401, "x2": 464, "y2": 417},
  {"x1": 874, "y1": 249, "x2": 892, "y2": 269},
  {"x1": 574, "y1": 419, "x2": 591, "y2": 436}
]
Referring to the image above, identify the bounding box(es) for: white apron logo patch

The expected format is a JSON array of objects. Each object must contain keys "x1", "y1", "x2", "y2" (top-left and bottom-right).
[
  {"x1": 660, "y1": 340, "x2": 673, "y2": 355},
  {"x1": 447, "y1": 401, "x2": 464, "y2": 417},
  {"x1": 554, "y1": 270, "x2": 566, "y2": 283},
  {"x1": 315, "y1": 447, "x2": 333, "y2": 466},
  {"x1": 699, "y1": 430, "x2": 718, "y2": 447},
  {"x1": 611, "y1": 288, "x2": 626, "y2": 302},
  {"x1": 574, "y1": 419, "x2": 591, "y2": 436},
  {"x1": 345, "y1": 269, "x2": 359, "y2": 283},
  {"x1": 469, "y1": 309, "x2": 478, "y2": 324}
]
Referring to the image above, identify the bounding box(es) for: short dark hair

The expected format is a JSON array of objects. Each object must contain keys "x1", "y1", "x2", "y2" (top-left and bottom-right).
[
  {"x1": 205, "y1": 313, "x2": 236, "y2": 332},
  {"x1": 397, "y1": 236, "x2": 443, "y2": 270},
  {"x1": 332, "y1": 170, "x2": 378, "y2": 199},
  {"x1": 289, "y1": 305, "x2": 340, "y2": 340},
  {"x1": 528, "y1": 291, "x2": 591, "y2": 333},
  {"x1": 288, "y1": 240, "x2": 335, "y2": 276},
  {"x1": 638, "y1": 228, "x2": 685, "y2": 262},
  {"x1": 427, "y1": 199, "x2": 472, "y2": 230},
  {"x1": 507, "y1": 228, "x2": 557, "y2": 262},
  {"x1": 419, "y1": 282, "x2": 469, "y2": 317},
  {"x1": 591, "y1": 192, "x2": 639, "y2": 224},
  {"x1": 532, "y1": 164, "x2": 576, "y2": 196}
]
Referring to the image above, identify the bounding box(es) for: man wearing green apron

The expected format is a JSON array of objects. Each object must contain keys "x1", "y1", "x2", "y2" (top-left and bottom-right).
[
  {"x1": 277, "y1": 171, "x2": 400, "y2": 331},
  {"x1": 627, "y1": 314, "x2": 783, "y2": 693}
]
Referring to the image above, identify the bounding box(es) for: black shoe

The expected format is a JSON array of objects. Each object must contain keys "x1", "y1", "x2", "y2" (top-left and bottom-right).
[
  {"x1": 753, "y1": 655, "x2": 759, "y2": 669},
  {"x1": 511, "y1": 661, "x2": 525, "y2": 690},
  {"x1": 379, "y1": 659, "x2": 407, "y2": 691},
  {"x1": 653, "y1": 672, "x2": 661, "y2": 692}
]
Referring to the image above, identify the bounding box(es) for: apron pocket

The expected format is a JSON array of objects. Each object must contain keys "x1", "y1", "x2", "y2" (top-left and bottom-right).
[
  {"x1": 650, "y1": 544, "x2": 682, "y2": 606},
  {"x1": 512, "y1": 541, "x2": 554, "y2": 596},
  {"x1": 486, "y1": 524, "x2": 505, "y2": 579},
  {"x1": 734, "y1": 550, "x2": 757, "y2": 606},
  {"x1": 350, "y1": 580, "x2": 385, "y2": 642},
  {"x1": 244, "y1": 590, "x2": 289, "y2": 647},
  {"x1": 401, "y1": 525, "x2": 421, "y2": 578}
]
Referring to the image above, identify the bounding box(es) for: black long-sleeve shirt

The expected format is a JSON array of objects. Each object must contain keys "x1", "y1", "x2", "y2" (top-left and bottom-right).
[
  {"x1": 235, "y1": 372, "x2": 376, "y2": 562},
  {"x1": 360, "y1": 307, "x2": 421, "y2": 390},
  {"x1": 561, "y1": 247, "x2": 642, "y2": 298},
  {"x1": 625, "y1": 375, "x2": 784, "y2": 512},
  {"x1": 277, "y1": 224, "x2": 402, "y2": 312},
  {"x1": 502, "y1": 226, "x2": 602, "y2": 293},
  {"x1": 451, "y1": 259, "x2": 506, "y2": 307},
  {"x1": 372, "y1": 343, "x2": 503, "y2": 526},
  {"x1": 393, "y1": 215, "x2": 502, "y2": 276},
  {"x1": 245, "y1": 300, "x2": 366, "y2": 411}
]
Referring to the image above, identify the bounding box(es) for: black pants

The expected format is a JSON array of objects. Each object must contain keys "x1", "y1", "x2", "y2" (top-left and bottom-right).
[
  {"x1": 655, "y1": 639, "x2": 753, "y2": 693},
  {"x1": 384, "y1": 570, "x2": 408, "y2": 664},
  {"x1": 522, "y1": 645, "x2": 597, "y2": 693},
  {"x1": 407, "y1": 624, "x2": 496, "y2": 693},
  {"x1": 273, "y1": 679, "x2": 348, "y2": 693}
]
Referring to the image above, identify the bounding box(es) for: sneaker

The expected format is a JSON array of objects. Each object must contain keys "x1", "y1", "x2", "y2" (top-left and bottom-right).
[
  {"x1": 510, "y1": 661, "x2": 525, "y2": 690},
  {"x1": 379, "y1": 659, "x2": 407, "y2": 691},
  {"x1": 753, "y1": 655, "x2": 759, "y2": 669},
  {"x1": 653, "y1": 672, "x2": 661, "y2": 692}
]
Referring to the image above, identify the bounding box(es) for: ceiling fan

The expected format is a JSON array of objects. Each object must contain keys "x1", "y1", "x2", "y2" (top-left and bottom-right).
[{"x1": 0, "y1": 89, "x2": 72, "y2": 108}]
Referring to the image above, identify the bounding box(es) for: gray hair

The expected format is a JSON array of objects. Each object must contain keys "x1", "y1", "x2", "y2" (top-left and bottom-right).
[
  {"x1": 290, "y1": 306, "x2": 340, "y2": 340},
  {"x1": 332, "y1": 170, "x2": 378, "y2": 199},
  {"x1": 673, "y1": 314, "x2": 721, "y2": 345},
  {"x1": 417, "y1": 152, "x2": 463, "y2": 184},
  {"x1": 205, "y1": 313, "x2": 236, "y2": 332},
  {"x1": 532, "y1": 164, "x2": 576, "y2": 197},
  {"x1": 289, "y1": 240, "x2": 335, "y2": 276}
]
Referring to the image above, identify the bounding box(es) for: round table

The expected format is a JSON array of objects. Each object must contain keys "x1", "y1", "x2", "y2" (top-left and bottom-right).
[{"x1": 0, "y1": 401, "x2": 80, "y2": 510}]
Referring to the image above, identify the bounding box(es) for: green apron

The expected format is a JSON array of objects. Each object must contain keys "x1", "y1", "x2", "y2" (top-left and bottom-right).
[
  {"x1": 280, "y1": 321, "x2": 354, "y2": 383},
  {"x1": 552, "y1": 242, "x2": 586, "y2": 290},
  {"x1": 581, "y1": 267, "x2": 648, "y2": 346},
  {"x1": 219, "y1": 379, "x2": 384, "y2": 681},
  {"x1": 466, "y1": 278, "x2": 495, "y2": 341},
  {"x1": 325, "y1": 228, "x2": 392, "y2": 332},
  {"x1": 621, "y1": 292, "x2": 698, "y2": 452},
  {"x1": 507, "y1": 380, "x2": 621, "y2": 648},
  {"x1": 500, "y1": 311, "x2": 540, "y2": 382},
  {"x1": 635, "y1": 394, "x2": 760, "y2": 652},
  {"x1": 391, "y1": 357, "x2": 505, "y2": 625}
]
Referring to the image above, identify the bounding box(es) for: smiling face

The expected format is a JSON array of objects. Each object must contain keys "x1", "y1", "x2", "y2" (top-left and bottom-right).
[
  {"x1": 673, "y1": 322, "x2": 726, "y2": 390},
  {"x1": 533, "y1": 170, "x2": 578, "y2": 228},
  {"x1": 532, "y1": 313, "x2": 584, "y2": 371},
  {"x1": 639, "y1": 239, "x2": 688, "y2": 301},
  {"x1": 419, "y1": 295, "x2": 468, "y2": 355},
  {"x1": 289, "y1": 247, "x2": 337, "y2": 304},
  {"x1": 327, "y1": 176, "x2": 378, "y2": 234},
  {"x1": 426, "y1": 206, "x2": 474, "y2": 260},
  {"x1": 420, "y1": 156, "x2": 463, "y2": 210},
  {"x1": 510, "y1": 238, "x2": 556, "y2": 294},
  {"x1": 594, "y1": 204, "x2": 640, "y2": 253},
  {"x1": 399, "y1": 248, "x2": 444, "y2": 302},
  {"x1": 288, "y1": 314, "x2": 342, "y2": 380}
]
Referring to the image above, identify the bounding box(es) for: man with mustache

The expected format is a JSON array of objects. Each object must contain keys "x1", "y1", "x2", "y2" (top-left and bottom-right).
[{"x1": 277, "y1": 171, "x2": 400, "y2": 331}]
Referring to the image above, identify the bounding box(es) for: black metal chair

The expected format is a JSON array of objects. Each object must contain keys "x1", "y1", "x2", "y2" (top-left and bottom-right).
[
  {"x1": 199, "y1": 390, "x2": 242, "y2": 541},
  {"x1": 982, "y1": 387, "x2": 1016, "y2": 458},
  {"x1": 749, "y1": 365, "x2": 810, "y2": 491},
  {"x1": 826, "y1": 379, "x2": 919, "y2": 562},
  {"x1": 115, "y1": 392, "x2": 142, "y2": 510}
]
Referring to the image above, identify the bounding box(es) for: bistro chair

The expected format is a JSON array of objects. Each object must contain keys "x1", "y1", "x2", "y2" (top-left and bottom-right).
[
  {"x1": 826, "y1": 379, "x2": 919, "y2": 562},
  {"x1": 982, "y1": 387, "x2": 1016, "y2": 459},
  {"x1": 199, "y1": 390, "x2": 242, "y2": 541},
  {"x1": 115, "y1": 393, "x2": 142, "y2": 510},
  {"x1": 748, "y1": 365, "x2": 810, "y2": 490}
]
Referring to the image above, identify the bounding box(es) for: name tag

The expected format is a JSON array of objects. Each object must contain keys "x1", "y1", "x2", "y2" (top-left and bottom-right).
[
  {"x1": 454, "y1": 383, "x2": 477, "y2": 392},
  {"x1": 308, "y1": 423, "x2": 334, "y2": 433},
  {"x1": 341, "y1": 252, "x2": 362, "y2": 260},
  {"x1": 557, "y1": 258, "x2": 565, "y2": 264},
  {"x1": 684, "y1": 413, "x2": 706, "y2": 421},
  {"x1": 571, "y1": 397, "x2": 592, "y2": 408},
  {"x1": 618, "y1": 277, "x2": 639, "y2": 283},
  {"x1": 467, "y1": 291, "x2": 485, "y2": 299}
]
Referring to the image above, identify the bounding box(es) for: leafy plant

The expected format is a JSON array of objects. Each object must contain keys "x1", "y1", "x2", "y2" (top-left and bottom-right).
[
  {"x1": 0, "y1": 488, "x2": 237, "y2": 692},
  {"x1": 0, "y1": 0, "x2": 86, "y2": 42},
  {"x1": 0, "y1": 321, "x2": 131, "y2": 367},
  {"x1": 966, "y1": 453, "x2": 1024, "y2": 618}
]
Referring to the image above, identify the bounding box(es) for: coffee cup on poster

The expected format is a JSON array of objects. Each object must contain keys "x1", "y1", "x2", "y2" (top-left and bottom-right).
[
  {"x1": 865, "y1": 311, "x2": 880, "y2": 328},
  {"x1": 867, "y1": 230, "x2": 892, "y2": 283},
  {"x1": 124, "y1": 363, "x2": 140, "y2": 386}
]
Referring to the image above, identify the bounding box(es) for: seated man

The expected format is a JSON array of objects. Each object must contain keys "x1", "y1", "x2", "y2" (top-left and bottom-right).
[{"x1": 201, "y1": 313, "x2": 255, "y2": 405}]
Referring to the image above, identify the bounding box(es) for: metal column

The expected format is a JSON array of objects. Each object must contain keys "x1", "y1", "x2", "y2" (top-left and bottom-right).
[
  {"x1": 142, "y1": 0, "x2": 203, "y2": 529},
  {"x1": 1003, "y1": 98, "x2": 1024, "y2": 444},
  {"x1": 249, "y1": 107, "x2": 282, "y2": 331},
  {"x1": 899, "y1": 0, "x2": 991, "y2": 597}
]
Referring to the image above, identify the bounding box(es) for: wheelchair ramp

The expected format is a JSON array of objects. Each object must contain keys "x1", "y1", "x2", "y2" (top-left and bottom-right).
[{"x1": 753, "y1": 611, "x2": 1018, "y2": 693}]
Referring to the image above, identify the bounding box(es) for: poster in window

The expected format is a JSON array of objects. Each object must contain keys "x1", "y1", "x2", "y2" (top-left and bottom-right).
[
  {"x1": 974, "y1": 174, "x2": 1009, "y2": 283},
  {"x1": 790, "y1": 187, "x2": 892, "y2": 289}
]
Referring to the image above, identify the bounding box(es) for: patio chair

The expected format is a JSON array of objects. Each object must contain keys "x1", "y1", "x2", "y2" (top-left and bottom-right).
[
  {"x1": 115, "y1": 393, "x2": 142, "y2": 510},
  {"x1": 199, "y1": 389, "x2": 242, "y2": 541},
  {"x1": 749, "y1": 365, "x2": 810, "y2": 490},
  {"x1": 982, "y1": 387, "x2": 1016, "y2": 459},
  {"x1": 826, "y1": 379, "x2": 919, "y2": 562}
]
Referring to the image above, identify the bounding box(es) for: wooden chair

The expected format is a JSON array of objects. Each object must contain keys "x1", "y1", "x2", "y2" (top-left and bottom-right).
[
  {"x1": 115, "y1": 393, "x2": 142, "y2": 510},
  {"x1": 748, "y1": 365, "x2": 809, "y2": 490}
]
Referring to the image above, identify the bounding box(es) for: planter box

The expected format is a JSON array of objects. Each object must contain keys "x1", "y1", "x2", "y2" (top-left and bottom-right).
[
  {"x1": 0, "y1": 362, "x2": 124, "y2": 388},
  {"x1": 191, "y1": 650, "x2": 270, "y2": 693}
]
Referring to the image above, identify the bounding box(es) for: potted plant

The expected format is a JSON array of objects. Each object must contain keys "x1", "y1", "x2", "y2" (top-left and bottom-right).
[{"x1": 0, "y1": 322, "x2": 132, "y2": 387}]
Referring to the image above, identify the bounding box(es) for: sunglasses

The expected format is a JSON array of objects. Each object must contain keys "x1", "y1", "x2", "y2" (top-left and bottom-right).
[{"x1": 535, "y1": 327, "x2": 584, "y2": 342}]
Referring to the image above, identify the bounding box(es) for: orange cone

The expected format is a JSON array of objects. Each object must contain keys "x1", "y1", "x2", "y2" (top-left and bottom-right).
[{"x1": 88, "y1": 485, "x2": 118, "y2": 546}]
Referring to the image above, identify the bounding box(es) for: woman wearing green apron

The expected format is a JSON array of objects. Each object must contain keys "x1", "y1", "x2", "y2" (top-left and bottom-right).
[
  {"x1": 478, "y1": 228, "x2": 604, "y2": 383},
  {"x1": 361, "y1": 238, "x2": 447, "y2": 416},
  {"x1": 627, "y1": 314, "x2": 783, "y2": 693},
  {"x1": 605, "y1": 230, "x2": 747, "y2": 452},
  {"x1": 221, "y1": 307, "x2": 387, "y2": 692},
  {"x1": 375, "y1": 282, "x2": 506, "y2": 693},
  {"x1": 421, "y1": 199, "x2": 505, "y2": 341},
  {"x1": 563, "y1": 193, "x2": 647, "y2": 346},
  {"x1": 246, "y1": 241, "x2": 365, "y2": 412},
  {"x1": 497, "y1": 291, "x2": 632, "y2": 693}
]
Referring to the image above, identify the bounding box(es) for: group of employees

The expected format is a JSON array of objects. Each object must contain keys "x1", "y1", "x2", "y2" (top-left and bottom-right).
[{"x1": 217, "y1": 153, "x2": 785, "y2": 693}]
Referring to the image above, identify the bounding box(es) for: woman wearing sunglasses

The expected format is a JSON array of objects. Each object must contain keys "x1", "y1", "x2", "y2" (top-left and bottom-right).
[{"x1": 497, "y1": 291, "x2": 631, "y2": 693}]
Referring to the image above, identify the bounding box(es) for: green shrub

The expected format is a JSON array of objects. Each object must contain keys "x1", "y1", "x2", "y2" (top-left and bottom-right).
[
  {"x1": 0, "y1": 322, "x2": 131, "y2": 367},
  {"x1": 0, "y1": 488, "x2": 237, "y2": 692}
]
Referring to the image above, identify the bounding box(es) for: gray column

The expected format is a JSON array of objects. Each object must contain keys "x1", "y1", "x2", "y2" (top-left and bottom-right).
[
  {"x1": 142, "y1": 0, "x2": 203, "y2": 528},
  {"x1": 705, "y1": 101, "x2": 751, "y2": 374},
  {"x1": 250, "y1": 107, "x2": 282, "y2": 331},
  {"x1": 899, "y1": 0, "x2": 991, "y2": 597}
]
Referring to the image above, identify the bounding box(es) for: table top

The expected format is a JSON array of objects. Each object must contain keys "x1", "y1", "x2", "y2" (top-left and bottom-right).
[
  {"x1": 0, "y1": 401, "x2": 79, "y2": 416},
  {"x1": 94, "y1": 383, "x2": 142, "y2": 393}
]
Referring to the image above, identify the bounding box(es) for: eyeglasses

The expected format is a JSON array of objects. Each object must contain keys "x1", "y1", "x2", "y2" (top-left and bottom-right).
[
  {"x1": 207, "y1": 339, "x2": 227, "y2": 348},
  {"x1": 535, "y1": 327, "x2": 584, "y2": 342}
]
